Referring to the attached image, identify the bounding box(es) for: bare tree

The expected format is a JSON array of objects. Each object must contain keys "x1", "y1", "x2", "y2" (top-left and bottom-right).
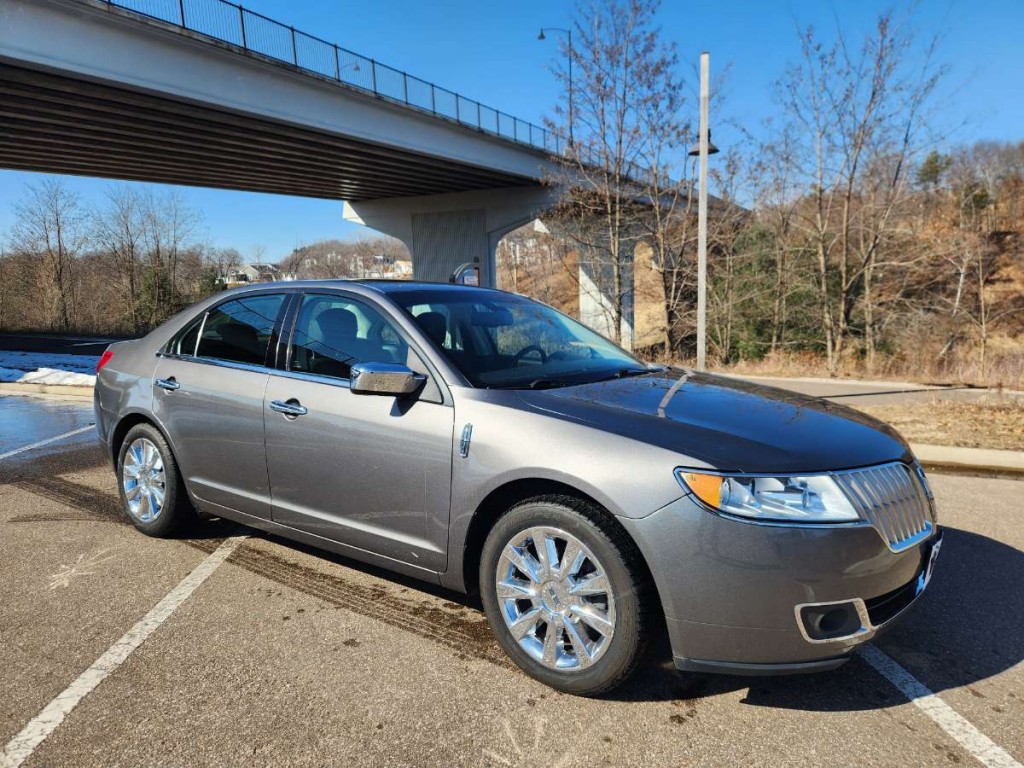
[
  {"x1": 775, "y1": 12, "x2": 943, "y2": 372},
  {"x1": 544, "y1": 0, "x2": 683, "y2": 346},
  {"x1": 9, "y1": 179, "x2": 87, "y2": 331},
  {"x1": 138, "y1": 190, "x2": 202, "y2": 325},
  {"x1": 93, "y1": 186, "x2": 145, "y2": 333}
]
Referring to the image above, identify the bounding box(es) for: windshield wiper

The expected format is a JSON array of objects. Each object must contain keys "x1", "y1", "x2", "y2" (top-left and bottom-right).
[
  {"x1": 525, "y1": 377, "x2": 575, "y2": 390},
  {"x1": 598, "y1": 367, "x2": 651, "y2": 381}
]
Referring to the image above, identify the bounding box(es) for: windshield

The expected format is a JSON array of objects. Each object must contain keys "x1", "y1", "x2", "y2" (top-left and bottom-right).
[{"x1": 391, "y1": 289, "x2": 648, "y2": 389}]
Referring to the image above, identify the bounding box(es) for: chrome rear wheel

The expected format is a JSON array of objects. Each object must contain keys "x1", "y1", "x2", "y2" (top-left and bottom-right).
[{"x1": 122, "y1": 437, "x2": 166, "y2": 524}]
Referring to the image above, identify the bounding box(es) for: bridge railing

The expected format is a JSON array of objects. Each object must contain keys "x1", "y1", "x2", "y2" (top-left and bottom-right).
[{"x1": 104, "y1": 0, "x2": 567, "y2": 156}]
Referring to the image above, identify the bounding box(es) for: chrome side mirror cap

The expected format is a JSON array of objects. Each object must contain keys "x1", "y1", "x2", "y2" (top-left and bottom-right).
[{"x1": 350, "y1": 362, "x2": 426, "y2": 397}]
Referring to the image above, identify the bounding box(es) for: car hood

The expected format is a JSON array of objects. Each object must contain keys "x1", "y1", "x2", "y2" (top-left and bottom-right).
[{"x1": 514, "y1": 369, "x2": 911, "y2": 474}]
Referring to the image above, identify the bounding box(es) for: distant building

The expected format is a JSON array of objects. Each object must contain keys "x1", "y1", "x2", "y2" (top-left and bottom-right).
[
  {"x1": 344, "y1": 254, "x2": 413, "y2": 279},
  {"x1": 222, "y1": 263, "x2": 282, "y2": 285}
]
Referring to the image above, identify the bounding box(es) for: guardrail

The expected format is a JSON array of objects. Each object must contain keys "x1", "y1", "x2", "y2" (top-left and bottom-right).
[{"x1": 98, "y1": 0, "x2": 565, "y2": 155}]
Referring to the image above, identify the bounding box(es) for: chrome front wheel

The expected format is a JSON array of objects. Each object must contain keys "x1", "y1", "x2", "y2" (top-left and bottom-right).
[
  {"x1": 481, "y1": 498, "x2": 650, "y2": 696},
  {"x1": 496, "y1": 526, "x2": 616, "y2": 672}
]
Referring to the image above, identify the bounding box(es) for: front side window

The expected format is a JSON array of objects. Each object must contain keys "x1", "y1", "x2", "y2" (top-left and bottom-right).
[
  {"x1": 393, "y1": 289, "x2": 646, "y2": 389},
  {"x1": 289, "y1": 293, "x2": 409, "y2": 380},
  {"x1": 194, "y1": 293, "x2": 285, "y2": 366}
]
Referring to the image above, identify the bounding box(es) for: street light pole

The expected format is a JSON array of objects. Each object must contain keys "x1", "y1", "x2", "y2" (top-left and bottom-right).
[
  {"x1": 538, "y1": 27, "x2": 573, "y2": 147},
  {"x1": 696, "y1": 51, "x2": 711, "y2": 372}
]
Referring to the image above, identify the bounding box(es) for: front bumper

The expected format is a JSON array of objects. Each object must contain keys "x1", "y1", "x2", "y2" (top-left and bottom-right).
[{"x1": 619, "y1": 495, "x2": 941, "y2": 675}]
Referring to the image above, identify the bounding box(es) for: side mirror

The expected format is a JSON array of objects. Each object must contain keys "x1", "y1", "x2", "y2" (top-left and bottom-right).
[{"x1": 350, "y1": 362, "x2": 426, "y2": 397}]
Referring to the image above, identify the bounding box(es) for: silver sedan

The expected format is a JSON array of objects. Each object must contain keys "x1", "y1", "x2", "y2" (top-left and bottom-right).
[{"x1": 94, "y1": 280, "x2": 941, "y2": 695}]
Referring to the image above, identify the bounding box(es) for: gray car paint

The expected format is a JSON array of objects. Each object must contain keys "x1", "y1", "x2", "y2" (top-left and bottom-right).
[{"x1": 94, "y1": 280, "x2": 939, "y2": 674}]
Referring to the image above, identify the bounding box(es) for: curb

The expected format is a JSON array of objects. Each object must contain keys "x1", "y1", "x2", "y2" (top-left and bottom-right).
[
  {"x1": 720, "y1": 372, "x2": 946, "y2": 391},
  {"x1": 719, "y1": 372, "x2": 1024, "y2": 397},
  {"x1": 911, "y1": 442, "x2": 1024, "y2": 479},
  {"x1": 0, "y1": 382, "x2": 94, "y2": 399}
]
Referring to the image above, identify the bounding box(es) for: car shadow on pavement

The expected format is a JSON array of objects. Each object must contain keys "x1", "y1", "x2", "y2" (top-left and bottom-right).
[
  {"x1": 608, "y1": 526, "x2": 1024, "y2": 709},
  {"x1": 232, "y1": 524, "x2": 1021, "y2": 710}
]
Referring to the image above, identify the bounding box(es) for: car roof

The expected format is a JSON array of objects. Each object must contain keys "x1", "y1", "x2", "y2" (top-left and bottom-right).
[{"x1": 231, "y1": 279, "x2": 510, "y2": 297}]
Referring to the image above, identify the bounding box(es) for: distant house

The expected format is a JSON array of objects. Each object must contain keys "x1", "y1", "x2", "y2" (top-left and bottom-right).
[
  {"x1": 356, "y1": 253, "x2": 411, "y2": 278},
  {"x1": 391, "y1": 259, "x2": 413, "y2": 277},
  {"x1": 222, "y1": 263, "x2": 282, "y2": 285}
]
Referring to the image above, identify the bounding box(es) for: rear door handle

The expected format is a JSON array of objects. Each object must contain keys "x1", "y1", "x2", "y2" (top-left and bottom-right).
[
  {"x1": 155, "y1": 377, "x2": 180, "y2": 392},
  {"x1": 269, "y1": 399, "x2": 308, "y2": 417}
]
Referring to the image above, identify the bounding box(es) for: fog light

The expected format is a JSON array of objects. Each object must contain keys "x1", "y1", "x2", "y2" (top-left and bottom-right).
[{"x1": 798, "y1": 601, "x2": 865, "y2": 641}]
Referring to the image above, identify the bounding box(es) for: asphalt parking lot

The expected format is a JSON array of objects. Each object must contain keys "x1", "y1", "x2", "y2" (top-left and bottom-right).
[{"x1": 1, "y1": 393, "x2": 1022, "y2": 767}]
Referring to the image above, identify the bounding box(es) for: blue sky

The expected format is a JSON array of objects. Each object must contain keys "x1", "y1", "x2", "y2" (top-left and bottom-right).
[{"x1": 2, "y1": 0, "x2": 1021, "y2": 260}]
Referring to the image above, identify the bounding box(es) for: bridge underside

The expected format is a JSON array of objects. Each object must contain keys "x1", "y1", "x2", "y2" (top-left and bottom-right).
[{"x1": 0, "y1": 63, "x2": 536, "y2": 201}]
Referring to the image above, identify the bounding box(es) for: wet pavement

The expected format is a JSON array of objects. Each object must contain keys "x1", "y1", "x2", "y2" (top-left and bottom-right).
[
  {"x1": 0, "y1": 394, "x2": 94, "y2": 457},
  {"x1": 0, "y1": 393, "x2": 1021, "y2": 767}
]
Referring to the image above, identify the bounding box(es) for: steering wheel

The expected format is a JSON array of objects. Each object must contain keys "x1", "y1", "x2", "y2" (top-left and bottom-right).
[{"x1": 511, "y1": 345, "x2": 548, "y2": 367}]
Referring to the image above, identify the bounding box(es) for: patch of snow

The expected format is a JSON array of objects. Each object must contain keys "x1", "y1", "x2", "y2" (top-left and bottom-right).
[
  {"x1": 0, "y1": 351, "x2": 100, "y2": 375},
  {"x1": 0, "y1": 352, "x2": 99, "y2": 387},
  {"x1": 0, "y1": 366, "x2": 96, "y2": 386}
]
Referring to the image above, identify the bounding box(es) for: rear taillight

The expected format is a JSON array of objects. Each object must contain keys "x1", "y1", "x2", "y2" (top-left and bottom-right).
[{"x1": 96, "y1": 349, "x2": 114, "y2": 373}]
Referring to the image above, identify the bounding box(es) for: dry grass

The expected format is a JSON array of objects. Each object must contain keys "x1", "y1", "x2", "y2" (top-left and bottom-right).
[
  {"x1": 853, "y1": 397, "x2": 1024, "y2": 452},
  {"x1": 712, "y1": 349, "x2": 1024, "y2": 391}
]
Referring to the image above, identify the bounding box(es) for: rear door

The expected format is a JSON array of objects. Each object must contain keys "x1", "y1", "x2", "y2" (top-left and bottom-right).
[
  {"x1": 152, "y1": 291, "x2": 287, "y2": 521},
  {"x1": 264, "y1": 290, "x2": 454, "y2": 572}
]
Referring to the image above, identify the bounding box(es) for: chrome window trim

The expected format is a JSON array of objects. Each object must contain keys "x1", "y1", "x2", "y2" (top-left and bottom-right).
[
  {"x1": 154, "y1": 351, "x2": 271, "y2": 377},
  {"x1": 193, "y1": 310, "x2": 207, "y2": 357},
  {"x1": 270, "y1": 367, "x2": 352, "y2": 390}
]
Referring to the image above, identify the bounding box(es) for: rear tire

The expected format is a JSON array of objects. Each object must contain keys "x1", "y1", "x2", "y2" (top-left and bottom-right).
[
  {"x1": 480, "y1": 495, "x2": 652, "y2": 696},
  {"x1": 116, "y1": 423, "x2": 195, "y2": 538}
]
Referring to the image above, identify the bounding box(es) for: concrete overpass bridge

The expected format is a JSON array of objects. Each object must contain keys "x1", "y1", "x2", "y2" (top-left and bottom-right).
[{"x1": 0, "y1": 0, "x2": 570, "y2": 286}]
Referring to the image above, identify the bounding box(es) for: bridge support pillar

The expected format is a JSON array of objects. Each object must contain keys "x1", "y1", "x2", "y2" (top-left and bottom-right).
[{"x1": 343, "y1": 186, "x2": 556, "y2": 288}]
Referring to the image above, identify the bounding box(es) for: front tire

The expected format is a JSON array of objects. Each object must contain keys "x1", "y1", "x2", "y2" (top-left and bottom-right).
[
  {"x1": 480, "y1": 495, "x2": 652, "y2": 696},
  {"x1": 117, "y1": 423, "x2": 195, "y2": 537}
]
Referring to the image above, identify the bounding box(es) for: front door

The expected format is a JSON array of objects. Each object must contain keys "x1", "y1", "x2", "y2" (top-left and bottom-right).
[
  {"x1": 152, "y1": 292, "x2": 286, "y2": 520},
  {"x1": 264, "y1": 291, "x2": 454, "y2": 572}
]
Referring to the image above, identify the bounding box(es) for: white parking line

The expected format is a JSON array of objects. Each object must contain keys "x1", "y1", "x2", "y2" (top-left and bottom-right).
[
  {"x1": 860, "y1": 645, "x2": 1022, "y2": 768},
  {"x1": 0, "y1": 425, "x2": 95, "y2": 461},
  {"x1": 0, "y1": 536, "x2": 247, "y2": 768}
]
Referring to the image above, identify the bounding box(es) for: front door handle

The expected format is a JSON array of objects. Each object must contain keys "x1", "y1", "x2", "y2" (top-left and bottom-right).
[
  {"x1": 155, "y1": 377, "x2": 180, "y2": 392},
  {"x1": 269, "y1": 399, "x2": 308, "y2": 417}
]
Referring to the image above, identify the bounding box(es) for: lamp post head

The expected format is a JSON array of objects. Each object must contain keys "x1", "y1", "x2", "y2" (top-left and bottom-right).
[
  {"x1": 537, "y1": 29, "x2": 546, "y2": 41},
  {"x1": 688, "y1": 129, "x2": 720, "y2": 157}
]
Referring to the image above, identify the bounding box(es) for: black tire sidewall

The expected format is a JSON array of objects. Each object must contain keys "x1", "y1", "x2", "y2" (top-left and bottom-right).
[
  {"x1": 480, "y1": 498, "x2": 646, "y2": 696},
  {"x1": 116, "y1": 423, "x2": 190, "y2": 537}
]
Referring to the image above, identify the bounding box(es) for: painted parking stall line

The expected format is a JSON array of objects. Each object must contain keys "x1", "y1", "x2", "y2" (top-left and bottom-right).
[
  {"x1": 0, "y1": 425, "x2": 95, "y2": 461},
  {"x1": 859, "y1": 645, "x2": 1022, "y2": 768},
  {"x1": 0, "y1": 536, "x2": 248, "y2": 768}
]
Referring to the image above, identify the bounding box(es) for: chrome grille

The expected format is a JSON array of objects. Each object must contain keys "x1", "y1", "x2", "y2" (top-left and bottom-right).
[{"x1": 834, "y1": 463, "x2": 933, "y2": 552}]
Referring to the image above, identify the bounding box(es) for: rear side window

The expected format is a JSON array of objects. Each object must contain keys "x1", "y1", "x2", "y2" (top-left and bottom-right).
[{"x1": 195, "y1": 294, "x2": 285, "y2": 366}]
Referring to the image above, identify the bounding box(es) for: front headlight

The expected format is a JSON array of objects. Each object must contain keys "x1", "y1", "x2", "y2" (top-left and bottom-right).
[{"x1": 676, "y1": 469, "x2": 860, "y2": 523}]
